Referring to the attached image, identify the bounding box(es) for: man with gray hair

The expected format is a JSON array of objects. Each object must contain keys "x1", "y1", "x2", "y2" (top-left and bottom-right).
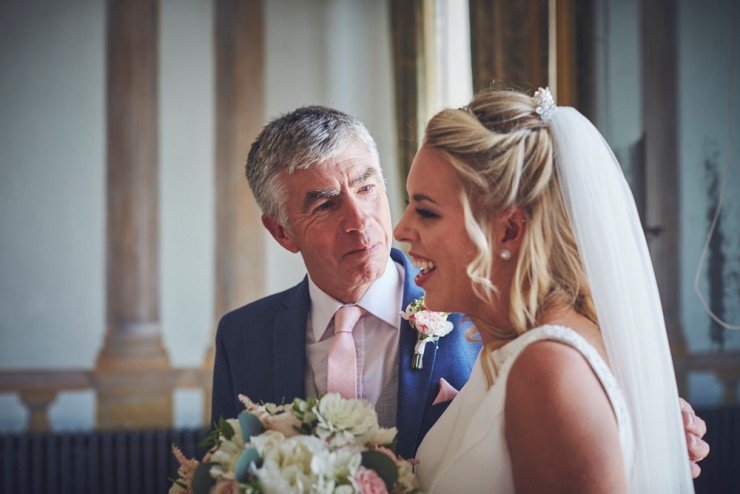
[{"x1": 211, "y1": 106, "x2": 477, "y2": 458}]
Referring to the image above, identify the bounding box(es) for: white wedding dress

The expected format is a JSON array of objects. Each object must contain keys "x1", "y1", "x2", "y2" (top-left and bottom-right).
[{"x1": 415, "y1": 325, "x2": 634, "y2": 493}]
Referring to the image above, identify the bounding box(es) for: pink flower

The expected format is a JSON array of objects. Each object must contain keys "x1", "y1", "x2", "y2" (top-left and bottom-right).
[
  {"x1": 409, "y1": 310, "x2": 453, "y2": 336},
  {"x1": 354, "y1": 466, "x2": 388, "y2": 494},
  {"x1": 263, "y1": 411, "x2": 301, "y2": 437},
  {"x1": 171, "y1": 446, "x2": 199, "y2": 482},
  {"x1": 211, "y1": 479, "x2": 240, "y2": 494}
]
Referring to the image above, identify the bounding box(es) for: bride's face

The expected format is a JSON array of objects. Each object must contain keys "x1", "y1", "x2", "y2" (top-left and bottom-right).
[{"x1": 394, "y1": 145, "x2": 483, "y2": 316}]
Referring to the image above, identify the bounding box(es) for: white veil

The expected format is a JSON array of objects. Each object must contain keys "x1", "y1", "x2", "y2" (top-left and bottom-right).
[{"x1": 547, "y1": 105, "x2": 694, "y2": 491}]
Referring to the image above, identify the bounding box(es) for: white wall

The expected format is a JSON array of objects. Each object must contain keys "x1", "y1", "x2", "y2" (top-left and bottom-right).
[
  {"x1": 0, "y1": 0, "x2": 398, "y2": 431},
  {"x1": 0, "y1": 0, "x2": 105, "y2": 430}
]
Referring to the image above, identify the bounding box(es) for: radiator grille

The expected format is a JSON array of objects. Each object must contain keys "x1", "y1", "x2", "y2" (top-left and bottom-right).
[
  {"x1": 0, "y1": 408, "x2": 737, "y2": 493},
  {"x1": 1, "y1": 428, "x2": 208, "y2": 494}
]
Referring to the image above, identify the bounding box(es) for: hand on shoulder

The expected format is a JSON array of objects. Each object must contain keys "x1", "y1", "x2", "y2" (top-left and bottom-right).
[{"x1": 504, "y1": 340, "x2": 627, "y2": 494}]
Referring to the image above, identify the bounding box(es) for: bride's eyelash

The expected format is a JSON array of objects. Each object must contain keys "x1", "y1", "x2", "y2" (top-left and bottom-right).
[{"x1": 416, "y1": 208, "x2": 438, "y2": 219}]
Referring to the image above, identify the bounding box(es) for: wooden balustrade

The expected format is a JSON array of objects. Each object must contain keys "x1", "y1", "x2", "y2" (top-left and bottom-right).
[{"x1": 0, "y1": 366, "x2": 211, "y2": 432}]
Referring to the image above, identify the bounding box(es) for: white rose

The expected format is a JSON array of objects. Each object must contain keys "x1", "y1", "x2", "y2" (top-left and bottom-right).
[
  {"x1": 364, "y1": 427, "x2": 397, "y2": 447},
  {"x1": 315, "y1": 394, "x2": 380, "y2": 447},
  {"x1": 249, "y1": 430, "x2": 285, "y2": 462},
  {"x1": 396, "y1": 460, "x2": 419, "y2": 492}
]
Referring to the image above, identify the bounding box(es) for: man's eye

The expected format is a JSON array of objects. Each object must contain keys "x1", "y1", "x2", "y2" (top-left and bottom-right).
[
  {"x1": 359, "y1": 184, "x2": 375, "y2": 193},
  {"x1": 416, "y1": 208, "x2": 438, "y2": 219},
  {"x1": 314, "y1": 201, "x2": 334, "y2": 212}
]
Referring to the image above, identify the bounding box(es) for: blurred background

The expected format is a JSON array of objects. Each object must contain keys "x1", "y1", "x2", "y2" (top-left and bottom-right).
[{"x1": 0, "y1": 0, "x2": 738, "y2": 491}]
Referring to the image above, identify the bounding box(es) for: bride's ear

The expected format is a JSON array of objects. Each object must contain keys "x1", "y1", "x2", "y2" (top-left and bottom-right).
[{"x1": 495, "y1": 206, "x2": 527, "y2": 254}]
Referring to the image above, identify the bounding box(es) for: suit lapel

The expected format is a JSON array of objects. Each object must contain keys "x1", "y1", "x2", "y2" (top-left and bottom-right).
[
  {"x1": 392, "y1": 248, "x2": 438, "y2": 458},
  {"x1": 272, "y1": 277, "x2": 311, "y2": 403}
]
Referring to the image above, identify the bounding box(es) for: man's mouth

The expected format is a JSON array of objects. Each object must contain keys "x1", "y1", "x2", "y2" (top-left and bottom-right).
[{"x1": 344, "y1": 243, "x2": 380, "y2": 257}]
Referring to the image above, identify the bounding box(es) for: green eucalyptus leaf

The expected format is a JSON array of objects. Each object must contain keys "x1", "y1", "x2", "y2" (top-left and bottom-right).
[
  {"x1": 361, "y1": 450, "x2": 398, "y2": 491},
  {"x1": 191, "y1": 462, "x2": 217, "y2": 494},
  {"x1": 238, "y1": 411, "x2": 265, "y2": 441},
  {"x1": 234, "y1": 446, "x2": 262, "y2": 482},
  {"x1": 220, "y1": 417, "x2": 235, "y2": 441}
]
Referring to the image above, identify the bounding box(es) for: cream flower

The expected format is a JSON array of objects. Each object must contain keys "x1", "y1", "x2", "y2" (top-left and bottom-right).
[
  {"x1": 315, "y1": 394, "x2": 379, "y2": 448},
  {"x1": 209, "y1": 418, "x2": 246, "y2": 480}
]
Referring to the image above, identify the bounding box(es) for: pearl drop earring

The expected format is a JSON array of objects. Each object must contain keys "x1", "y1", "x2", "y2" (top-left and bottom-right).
[{"x1": 499, "y1": 248, "x2": 512, "y2": 260}]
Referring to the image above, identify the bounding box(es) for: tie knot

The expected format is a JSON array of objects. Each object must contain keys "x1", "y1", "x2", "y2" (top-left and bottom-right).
[{"x1": 334, "y1": 305, "x2": 364, "y2": 334}]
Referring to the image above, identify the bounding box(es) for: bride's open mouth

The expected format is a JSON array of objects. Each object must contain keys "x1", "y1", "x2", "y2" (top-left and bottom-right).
[{"x1": 410, "y1": 254, "x2": 436, "y2": 286}]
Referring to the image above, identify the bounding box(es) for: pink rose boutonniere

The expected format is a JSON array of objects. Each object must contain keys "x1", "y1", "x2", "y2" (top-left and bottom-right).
[{"x1": 401, "y1": 296, "x2": 453, "y2": 369}]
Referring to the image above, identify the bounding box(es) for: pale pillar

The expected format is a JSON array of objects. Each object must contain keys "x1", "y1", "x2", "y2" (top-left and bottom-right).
[
  {"x1": 203, "y1": 0, "x2": 266, "y2": 423},
  {"x1": 95, "y1": 0, "x2": 172, "y2": 428}
]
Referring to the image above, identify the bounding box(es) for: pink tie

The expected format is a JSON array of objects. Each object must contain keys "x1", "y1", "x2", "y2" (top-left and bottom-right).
[{"x1": 327, "y1": 305, "x2": 364, "y2": 399}]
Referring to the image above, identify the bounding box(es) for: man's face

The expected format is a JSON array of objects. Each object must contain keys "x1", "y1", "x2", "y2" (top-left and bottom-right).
[{"x1": 263, "y1": 142, "x2": 393, "y2": 303}]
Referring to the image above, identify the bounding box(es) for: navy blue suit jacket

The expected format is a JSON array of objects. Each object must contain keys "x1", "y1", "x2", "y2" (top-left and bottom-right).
[{"x1": 211, "y1": 248, "x2": 478, "y2": 458}]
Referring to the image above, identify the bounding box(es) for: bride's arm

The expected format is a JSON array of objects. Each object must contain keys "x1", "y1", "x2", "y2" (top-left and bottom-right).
[{"x1": 505, "y1": 341, "x2": 627, "y2": 494}]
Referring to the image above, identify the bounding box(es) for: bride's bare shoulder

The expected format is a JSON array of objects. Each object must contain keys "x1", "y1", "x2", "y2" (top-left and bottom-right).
[
  {"x1": 503, "y1": 328, "x2": 626, "y2": 492},
  {"x1": 538, "y1": 306, "x2": 608, "y2": 363}
]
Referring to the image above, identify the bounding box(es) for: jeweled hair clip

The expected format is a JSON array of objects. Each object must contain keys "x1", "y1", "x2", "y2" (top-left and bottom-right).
[{"x1": 532, "y1": 87, "x2": 556, "y2": 121}]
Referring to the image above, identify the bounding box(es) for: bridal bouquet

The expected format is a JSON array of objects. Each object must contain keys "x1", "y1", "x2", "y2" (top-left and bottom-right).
[{"x1": 170, "y1": 393, "x2": 419, "y2": 494}]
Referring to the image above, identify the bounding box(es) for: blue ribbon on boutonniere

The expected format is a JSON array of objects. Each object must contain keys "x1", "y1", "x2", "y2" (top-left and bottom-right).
[{"x1": 400, "y1": 296, "x2": 454, "y2": 370}]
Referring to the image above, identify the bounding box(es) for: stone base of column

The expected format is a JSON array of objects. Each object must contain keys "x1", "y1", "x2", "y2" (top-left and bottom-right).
[
  {"x1": 94, "y1": 371, "x2": 173, "y2": 429},
  {"x1": 202, "y1": 344, "x2": 215, "y2": 425},
  {"x1": 94, "y1": 329, "x2": 173, "y2": 429}
]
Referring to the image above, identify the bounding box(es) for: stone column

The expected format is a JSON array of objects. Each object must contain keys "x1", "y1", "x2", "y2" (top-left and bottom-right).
[
  {"x1": 95, "y1": 0, "x2": 172, "y2": 429},
  {"x1": 203, "y1": 0, "x2": 266, "y2": 423}
]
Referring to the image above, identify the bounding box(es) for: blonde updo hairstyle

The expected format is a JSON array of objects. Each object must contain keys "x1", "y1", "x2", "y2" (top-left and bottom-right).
[{"x1": 423, "y1": 88, "x2": 596, "y2": 381}]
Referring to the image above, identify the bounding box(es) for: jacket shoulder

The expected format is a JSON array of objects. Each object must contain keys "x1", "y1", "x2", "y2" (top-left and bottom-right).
[{"x1": 217, "y1": 282, "x2": 306, "y2": 336}]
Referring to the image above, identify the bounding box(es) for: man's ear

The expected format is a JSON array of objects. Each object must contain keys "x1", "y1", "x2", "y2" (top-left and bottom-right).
[
  {"x1": 261, "y1": 215, "x2": 300, "y2": 253},
  {"x1": 495, "y1": 206, "x2": 527, "y2": 253}
]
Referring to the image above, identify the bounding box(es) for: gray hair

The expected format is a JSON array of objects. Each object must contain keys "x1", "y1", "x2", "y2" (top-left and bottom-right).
[{"x1": 246, "y1": 105, "x2": 381, "y2": 225}]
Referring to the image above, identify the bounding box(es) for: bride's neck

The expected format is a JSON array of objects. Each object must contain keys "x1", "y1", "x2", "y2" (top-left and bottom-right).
[{"x1": 472, "y1": 302, "x2": 587, "y2": 348}]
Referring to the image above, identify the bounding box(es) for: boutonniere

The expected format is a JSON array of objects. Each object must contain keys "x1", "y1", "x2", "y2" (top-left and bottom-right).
[{"x1": 401, "y1": 296, "x2": 454, "y2": 369}]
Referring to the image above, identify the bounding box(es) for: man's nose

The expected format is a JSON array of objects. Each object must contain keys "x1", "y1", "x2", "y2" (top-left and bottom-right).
[{"x1": 342, "y1": 196, "x2": 368, "y2": 232}]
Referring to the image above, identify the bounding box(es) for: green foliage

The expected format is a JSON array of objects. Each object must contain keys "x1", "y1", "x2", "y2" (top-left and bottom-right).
[
  {"x1": 234, "y1": 447, "x2": 262, "y2": 483},
  {"x1": 291, "y1": 396, "x2": 319, "y2": 434},
  {"x1": 361, "y1": 450, "x2": 399, "y2": 491},
  {"x1": 238, "y1": 411, "x2": 265, "y2": 441},
  {"x1": 199, "y1": 417, "x2": 235, "y2": 448},
  {"x1": 191, "y1": 462, "x2": 218, "y2": 494}
]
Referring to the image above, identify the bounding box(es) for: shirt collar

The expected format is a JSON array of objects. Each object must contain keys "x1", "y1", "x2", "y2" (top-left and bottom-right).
[{"x1": 307, "y1": 256, "x2": 403, "y2": 341}]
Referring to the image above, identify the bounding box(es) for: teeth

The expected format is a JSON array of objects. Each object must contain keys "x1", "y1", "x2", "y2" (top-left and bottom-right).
[{"x1": 412, "y1": 257, "x2": 436, "y2": 272}]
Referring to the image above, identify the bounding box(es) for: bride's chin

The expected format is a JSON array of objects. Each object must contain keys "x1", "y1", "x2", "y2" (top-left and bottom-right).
[{"x1": 422, "y1": 293, "x2": 452, "y2": 313}]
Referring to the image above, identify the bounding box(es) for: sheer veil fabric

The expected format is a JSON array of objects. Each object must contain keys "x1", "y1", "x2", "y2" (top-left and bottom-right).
[{"x1": 549, "y1": 107, "x2": 694, "y2": 491}]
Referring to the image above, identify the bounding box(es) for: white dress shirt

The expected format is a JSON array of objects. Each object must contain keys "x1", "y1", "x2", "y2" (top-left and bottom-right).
[{"x1": 306, "y1": 257, "x2": 404, "y2": 405}]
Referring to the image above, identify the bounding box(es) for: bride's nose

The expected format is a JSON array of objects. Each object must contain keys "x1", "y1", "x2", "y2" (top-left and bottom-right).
[{"x1": 394, "y1": 207, "x2": 413, "y2": 242}]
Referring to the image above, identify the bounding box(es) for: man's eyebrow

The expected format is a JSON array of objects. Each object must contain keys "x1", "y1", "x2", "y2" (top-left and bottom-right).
[
  {"x1": 411, "y1": 193, "x2": 438, "y2": 204},
  {"x1": 348, "y1": 167, "x2": 378, "y2": 187},
  {"x1": 301, "y1": 167, "x2": 380, "y2": 213},
  {"x1": 302, "y1": 187, "x2": 339, "y2": 212}
]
